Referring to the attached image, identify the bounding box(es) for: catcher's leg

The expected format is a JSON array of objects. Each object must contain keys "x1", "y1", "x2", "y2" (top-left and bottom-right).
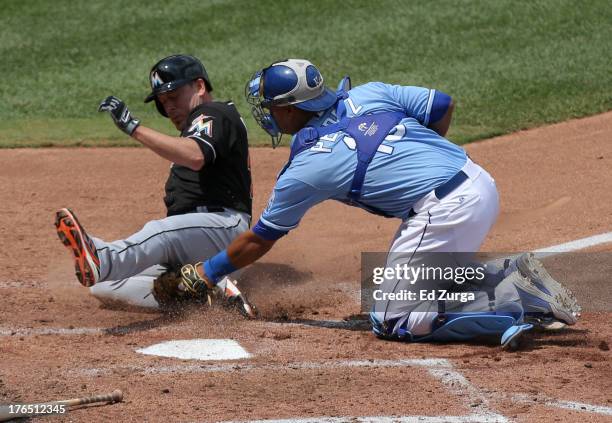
[{"x1": 371, "y1": 160, "x2": 524, "y2": 344}]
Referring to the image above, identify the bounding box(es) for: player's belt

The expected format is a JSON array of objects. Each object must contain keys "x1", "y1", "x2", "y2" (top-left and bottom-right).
[
  {"x1": 434, "y1": 170, "x2": 469, "y2": 200},
  {"x1": 198, "y1": 206, "x2": 226, "y2": 213},
  {"x1": 180, "y1": 206, "x2": 227, "y2": 214}
]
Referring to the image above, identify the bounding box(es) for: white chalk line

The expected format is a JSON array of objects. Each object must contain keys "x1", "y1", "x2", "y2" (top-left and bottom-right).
[
  {"x1": 0, "y1": 280, "x2": 36, "y2": 289},
  {"x1": 267, "y1": 319, "x2": 368, "y2": 330},
  {"x1": 68, "y1": 358, "x2": 451, "y2": 377},
  {"x1": 225, "y1": 415, "x2": 505, "y2": 423},
  {"x1": 0, "y1": 326, "x2": 151, "y2": 337},
  {"x1": 0, "y1": 327, "x2": 100, "y2": 336},
  {"x1": 486, "y1": 231, "x2": 612, "y2": 264},
  {"x1": 64, "y1": 355, "x2": 612, "y2": 418},
  {"x1": 66, "y1": 357, "x2": 508, "y2": 422},
  {"x1": 533, "y1": 231, "x2": 612, "y2": 256},
  {"x1": 427, "y1": 367, "x2": 499, "y2": 420},
  {"x1": 8, "y1": 341, "x2": 611, "y2": 419},
  {"x1": 224, "y1": 396, "x2": 612, "y2": 423},
  {"x1": 512, "y1": 393, "x2": 612, "y2": 416},
  {"x1": 0, "y1": 319, "x2": 367, "y2": 337},
  {"x1": 0, "y1": 317, "x2": 370, "y2": 337}
]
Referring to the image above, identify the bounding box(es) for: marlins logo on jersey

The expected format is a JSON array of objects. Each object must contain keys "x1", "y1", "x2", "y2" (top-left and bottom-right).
[{"x1": 188, "y1": 114, "x2": 213, "y2": 137}]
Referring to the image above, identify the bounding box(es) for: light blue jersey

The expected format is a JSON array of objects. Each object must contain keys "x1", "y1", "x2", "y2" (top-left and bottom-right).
[{"x1": 253, "y1": 82, "x2": 468, "y2": 240}]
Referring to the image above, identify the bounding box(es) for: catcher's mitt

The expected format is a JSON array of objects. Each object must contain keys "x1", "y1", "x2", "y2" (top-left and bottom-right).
[
  {"x1": 152, "y1": 265, "x2": 210, "y2": 310},
  {"x1": 153, "y1": 264, "x2": 258, "y2": 319}
]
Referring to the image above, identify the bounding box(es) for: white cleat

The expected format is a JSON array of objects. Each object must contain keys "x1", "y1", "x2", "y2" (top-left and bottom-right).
[{"x1": 513, "y1": 253, "x2": 581, "y2": 326}]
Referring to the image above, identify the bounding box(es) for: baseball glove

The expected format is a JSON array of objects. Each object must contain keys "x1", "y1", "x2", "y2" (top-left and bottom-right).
[
  {"x1": 153, "y1": 264, "x2": 258, "y2": 319},
  {"x1": 152, "y1": 265, "x2": 211, "y2": 310}
]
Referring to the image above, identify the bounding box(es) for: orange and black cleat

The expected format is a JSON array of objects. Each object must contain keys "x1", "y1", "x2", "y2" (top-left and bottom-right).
[{"x1": 55, "y1": 208, "x2": 100, "y2": 287}]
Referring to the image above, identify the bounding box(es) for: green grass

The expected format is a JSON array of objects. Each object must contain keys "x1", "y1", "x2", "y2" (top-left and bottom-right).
[{"x1": 1, "y1": 0, "x2": 610, "y2": 147}]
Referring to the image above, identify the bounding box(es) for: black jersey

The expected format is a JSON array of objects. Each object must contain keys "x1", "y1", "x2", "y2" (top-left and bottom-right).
[{"x1": 163, "y1": 101, "x2": 252, "y2": 217}]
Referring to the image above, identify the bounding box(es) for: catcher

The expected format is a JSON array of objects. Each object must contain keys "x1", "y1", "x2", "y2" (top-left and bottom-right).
[
  {"x1": 175, "y1": 59, "x2": 579, "y2": 346},
  {"x1": 55, "y1": 54, "x2": 256, "y2": 317}
]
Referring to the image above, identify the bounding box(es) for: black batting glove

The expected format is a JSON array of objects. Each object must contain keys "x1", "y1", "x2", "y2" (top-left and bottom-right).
[{"x1": 98, "y1": 96, "x2": 140, "y2": 136}]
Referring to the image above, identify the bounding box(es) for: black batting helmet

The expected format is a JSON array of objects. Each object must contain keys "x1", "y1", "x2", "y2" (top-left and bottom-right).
[{"x1": 144, "y1": 54, "x2": 213, "y2": 117}]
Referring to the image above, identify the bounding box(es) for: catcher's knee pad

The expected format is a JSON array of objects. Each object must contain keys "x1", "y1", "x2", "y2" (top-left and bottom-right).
[
  {"x1": 371, "y1": 311, "x2": 532, "y2": 345},
  {"x1": 422, "y1": 312, "x2": 519, "y2": 342}
]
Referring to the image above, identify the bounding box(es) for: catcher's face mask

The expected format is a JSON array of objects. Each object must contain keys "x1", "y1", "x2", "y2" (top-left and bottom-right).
[
  {"x1": 246, "y1": 59, "x2": 338, "y2": 148},
  {"x1": 245, "y1": 69, "x2": 283, "y2": 148}
]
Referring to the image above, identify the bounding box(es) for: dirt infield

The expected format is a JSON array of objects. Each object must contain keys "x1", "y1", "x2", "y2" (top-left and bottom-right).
[{"x1": 1, "y1": 112, "x2": 611, "y2": 422}]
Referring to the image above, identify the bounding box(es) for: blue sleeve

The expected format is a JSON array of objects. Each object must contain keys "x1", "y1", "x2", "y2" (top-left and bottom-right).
[
  {"x1": 352, "y1": 82, "x2": 451, "y2": 128},
  {"x1": 252, "y1": 176, "x2": 332, "y2": 241},
  {"x1": 387, "y1": 83, "x2": 432, "y2": 124},
  {"x1": 429, "y1": 90, "x2": 452, "y2": 124}
]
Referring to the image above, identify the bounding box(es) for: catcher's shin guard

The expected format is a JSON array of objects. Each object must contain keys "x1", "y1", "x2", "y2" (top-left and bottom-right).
[
  {"x1": 370, "y1": 311, "x2": 533, "y2": 349},
  {"x1": 55, "y1": 208, "x2": 100, "y2": 287}
]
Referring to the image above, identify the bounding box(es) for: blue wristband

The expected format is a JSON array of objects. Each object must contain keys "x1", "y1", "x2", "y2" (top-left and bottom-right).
[{"x1": 203, "y1": 250, "x2": 237, "y2": 284}]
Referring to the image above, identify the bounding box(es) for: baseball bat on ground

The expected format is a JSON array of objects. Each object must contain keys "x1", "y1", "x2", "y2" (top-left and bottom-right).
[{"x1": 0, "y1": 389, "x2": 123, "y2": 421}]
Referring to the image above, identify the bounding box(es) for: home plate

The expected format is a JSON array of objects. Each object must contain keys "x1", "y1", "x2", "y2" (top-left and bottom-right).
[{"x1": 136, "y1": 339, "x2": 251, "y2": 361}]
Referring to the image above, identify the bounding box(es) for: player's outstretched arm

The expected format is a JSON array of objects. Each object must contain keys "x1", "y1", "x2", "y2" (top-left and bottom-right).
[
  {"x1": 131, "y1": 125, "x2": 204, "y2": 171},
  {"x1": 226, "y1": 230, "x2": 277, "y2": 269},
  {"x1": 177, "y1": 230, "x2": 271, "y2": 319},
  {"x1": 180, "y1": 230, "x2": 276, "y2": 292},
  {"x1": 98, "y1": 96, "x2": 204, "y2": 171}
]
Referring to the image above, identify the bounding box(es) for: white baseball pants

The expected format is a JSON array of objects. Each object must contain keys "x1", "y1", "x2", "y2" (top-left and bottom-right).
[{"x1": 372, "y1": 158, "x2": 506, "y2": 335}]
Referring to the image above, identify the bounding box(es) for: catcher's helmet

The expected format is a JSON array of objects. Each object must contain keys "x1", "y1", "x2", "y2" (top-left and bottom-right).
[
  {"x1": 144, "y1": 54, "x2": 213, "y2": 117},
  {"x1": 245, "y1": 59, "x2": 337, "y2": 147}
]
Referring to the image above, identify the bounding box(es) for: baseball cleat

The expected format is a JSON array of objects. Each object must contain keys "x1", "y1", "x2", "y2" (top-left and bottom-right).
[
  {"x1": 539, "y1": 319, "x2": 568, "y2": 330},
  {"x1": 512, "y1": 253, "x2": 581, "y2": 326},
  {"x1": 215, "y1": 277, "x2": 258, "y2": 319},
  {"x1": 55, "y1": 208, "x2": 100, "y2": 287},
  {"x1": 524, "y1": 314, "x2": 567, "y2": 331}
]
